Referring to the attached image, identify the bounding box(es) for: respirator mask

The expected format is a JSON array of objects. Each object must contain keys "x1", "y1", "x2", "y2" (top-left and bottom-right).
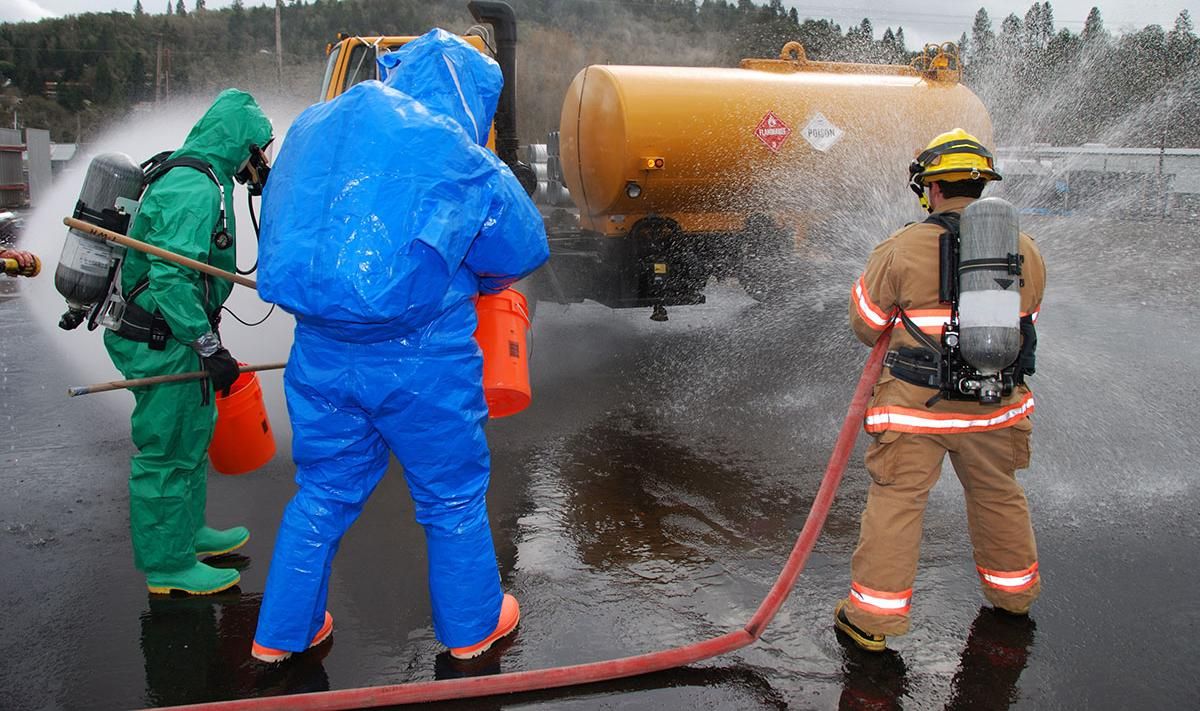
[{"x1": 235, "y1": 137, "x2": 274, "y2": 196}]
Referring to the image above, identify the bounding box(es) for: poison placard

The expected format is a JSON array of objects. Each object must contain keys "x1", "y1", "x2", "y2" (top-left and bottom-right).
[{"x1": 802, "y1": 112, "x2": 844, "y2": 152}]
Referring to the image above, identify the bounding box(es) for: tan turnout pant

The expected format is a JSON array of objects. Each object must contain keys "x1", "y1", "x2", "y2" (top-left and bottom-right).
[{"x1": 845, "y1": 420, "x2": 1041, "y2": 636}]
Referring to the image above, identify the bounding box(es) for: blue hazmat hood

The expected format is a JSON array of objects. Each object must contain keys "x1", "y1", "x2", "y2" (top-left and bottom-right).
[{"x1": 377, "y1": 28, "x2": 502, "y2": 147}]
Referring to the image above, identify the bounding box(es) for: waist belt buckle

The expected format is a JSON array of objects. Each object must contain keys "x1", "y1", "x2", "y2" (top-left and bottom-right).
[
  {"x1": 149, "y1": 313, "x2": 170, "y2": 351},
  {"x1": 883, "y1": 350, "x2": 899, "y2": 369}
]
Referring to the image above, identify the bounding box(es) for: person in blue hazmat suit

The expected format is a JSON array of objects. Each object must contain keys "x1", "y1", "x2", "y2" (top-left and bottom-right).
[{"x1": 249, "y1": 29, "x2": 550, "y2": 663}]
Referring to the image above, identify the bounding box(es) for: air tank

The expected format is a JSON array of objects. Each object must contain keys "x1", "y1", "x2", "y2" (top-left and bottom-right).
[
  {"x1": 559, "y1": 47, "x2": 993, "y2": 235},
  {"x1": 55, "y1": 152, "x2": 144, "y2": 330},
  {"x1": 958, "y1": 197, "x2": 1021, "y2": 375}
]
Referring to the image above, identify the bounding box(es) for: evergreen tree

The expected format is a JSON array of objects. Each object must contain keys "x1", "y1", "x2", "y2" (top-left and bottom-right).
[
  {"x1": 1000, "y1": 12, "x2": 1023, "y2": 52},
  {"x1": 166, "y1": 1, "x2": 172, "y2": 15},
  {"x1": 1167, "y1": 10, "x2": 1198, "y2": 76},
  {"x1": 1023, "y1": 1, "x2": 1053, "y2": 51},
  {"x1": 228, "y1": 0, "x2": 246, "y2": 51},
  {"x1": 93, "y1": 57, "x2": 117, "y2": 104},
  {"x1": 1173, "y1": 9, "x2": 1194, "y2": 36},
  {"x1": 1082, "y1": 7, "x2": 1104, "y2": 43},
  {"x1": 795, "y1": 18, "x2": 843, "y2": 60},
  {"x1": 4, "y1": 0, "x2": 1200, "y2": 147},
  {"x1": 971, "y1": 8, "x2": 995, "y2": 58}
]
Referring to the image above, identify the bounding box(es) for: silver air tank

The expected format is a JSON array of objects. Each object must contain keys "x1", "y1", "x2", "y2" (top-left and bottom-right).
[
  {"x1": 54, "y1": 153, "x2": 144, "y2": 330},
  {"x1": 958, "y1": 197, "x2": 1021, "y2": 376}
]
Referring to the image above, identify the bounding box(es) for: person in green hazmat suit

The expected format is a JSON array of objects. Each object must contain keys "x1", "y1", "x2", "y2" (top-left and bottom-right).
[{"x1": 103, "y1": 89, "x2": 274, "y2": 595}]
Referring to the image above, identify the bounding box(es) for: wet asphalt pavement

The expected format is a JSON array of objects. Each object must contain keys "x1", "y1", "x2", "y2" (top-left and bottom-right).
[{"x1": 2, "y1": 216, "x2": 1199, "y2": 709}]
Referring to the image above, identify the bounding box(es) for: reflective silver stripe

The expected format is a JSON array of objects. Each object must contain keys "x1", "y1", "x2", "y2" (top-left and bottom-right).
[
  {"x1": 864, "y1": 394, "x2": 1034, "y2": 430},
  {"x1": 854, "y1": 278, "x2": 892, "y2": 328},
  {"x1": 906, "y1": 314, "x2": 951, "y2": 331},
  {"x1": 850, "y1": 588, "x2": 909, "y2": 610},
  {"x1": 981, "y1": 570, "x2": 1037, "y2": 587},
  {"x1": 442, "y1": 53, "x2": 480, "y2": 143}
]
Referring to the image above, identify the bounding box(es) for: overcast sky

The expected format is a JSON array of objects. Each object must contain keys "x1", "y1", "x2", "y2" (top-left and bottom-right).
[{"x1": 2, "y1": 0, "x2": 1196, "y2": 47}]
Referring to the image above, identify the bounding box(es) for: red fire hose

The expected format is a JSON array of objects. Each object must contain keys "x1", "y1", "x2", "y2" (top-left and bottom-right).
[{"x1": 166, "y1": 331, "x2": 892, "y2": 711}]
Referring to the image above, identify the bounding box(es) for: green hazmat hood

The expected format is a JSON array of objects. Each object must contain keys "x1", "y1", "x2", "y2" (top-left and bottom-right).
[{"x1": 174, "y1": 88, "x2": 273, "y2": 179}]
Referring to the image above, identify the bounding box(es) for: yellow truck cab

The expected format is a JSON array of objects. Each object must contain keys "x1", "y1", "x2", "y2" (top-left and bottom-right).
[
  {"x1": 317, "y1": 1, "x2": 532, "y2": 194},
  {"x1": 319, "y1": 33, "x2": 491, "y2": 102}
]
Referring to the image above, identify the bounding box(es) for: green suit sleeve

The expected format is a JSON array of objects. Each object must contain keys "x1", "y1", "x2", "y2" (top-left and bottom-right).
[{"x1": 141, "y1": 176, "x2": 222, "y2": 345}]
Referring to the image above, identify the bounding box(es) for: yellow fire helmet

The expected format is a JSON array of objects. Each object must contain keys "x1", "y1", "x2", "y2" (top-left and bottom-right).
[{"x1": 908, "y1": 128, "x2": 1002, "y2": 211}]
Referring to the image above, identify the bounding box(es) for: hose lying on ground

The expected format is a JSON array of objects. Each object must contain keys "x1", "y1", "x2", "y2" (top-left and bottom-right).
[{"x1": 162, "y1": 330, "x2": 893, "y2": 711}]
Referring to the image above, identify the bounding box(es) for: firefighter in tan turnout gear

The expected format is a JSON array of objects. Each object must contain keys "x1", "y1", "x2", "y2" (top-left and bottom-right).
[{"x1": 834, "y1": 129, "x2": 1047, "y2": 652}]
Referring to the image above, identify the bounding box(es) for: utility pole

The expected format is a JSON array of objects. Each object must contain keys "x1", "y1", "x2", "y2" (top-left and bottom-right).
[
  {"x1": 275, "y1": 0, "x2": 283, "y2": 89},
  {"x1": 1159, "y1": 58, "x2": 1169, "y2": 220}
]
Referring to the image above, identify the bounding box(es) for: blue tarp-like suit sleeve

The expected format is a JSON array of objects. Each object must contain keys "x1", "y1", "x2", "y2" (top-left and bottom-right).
[
  {"x1": 258, "y1": 28, "x2": 548, "y2": 340},
  {"x1": 468, "y1": 161, "x2": 550, "y2": 294}
]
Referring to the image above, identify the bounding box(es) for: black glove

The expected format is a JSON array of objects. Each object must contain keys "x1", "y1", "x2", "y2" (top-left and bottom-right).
[{"x1": 203, "y1": 347, "x2": 240, "y2": 396}]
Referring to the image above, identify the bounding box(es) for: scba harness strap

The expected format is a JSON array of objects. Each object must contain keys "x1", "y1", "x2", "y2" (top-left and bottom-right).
[
  {"x1": 109, "y1": 153, "x2": 229, "y2": 349},
  {"x1": 140, "y1": 152, "x2": 232, "y2": 250}
]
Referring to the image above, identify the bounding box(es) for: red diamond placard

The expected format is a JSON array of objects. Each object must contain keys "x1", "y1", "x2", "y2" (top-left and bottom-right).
[{"x1": 754, "y1": 111, "x2": 791, "y2": 153}]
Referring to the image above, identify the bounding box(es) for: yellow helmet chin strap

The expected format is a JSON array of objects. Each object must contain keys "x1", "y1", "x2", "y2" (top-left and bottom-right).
[{"x1": 908, "y1": 159, "x2": 933, "y2": 213}]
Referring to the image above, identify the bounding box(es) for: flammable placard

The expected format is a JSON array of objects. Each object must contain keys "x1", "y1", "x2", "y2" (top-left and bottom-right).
[{"x1": 754, "y1": 111, "x2": 792, "y2": 153}]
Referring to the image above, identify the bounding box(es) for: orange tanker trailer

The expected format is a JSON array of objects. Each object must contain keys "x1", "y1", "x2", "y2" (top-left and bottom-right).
[{"x1": 320, "y1": 2, "x2": 993, "y2": 319}]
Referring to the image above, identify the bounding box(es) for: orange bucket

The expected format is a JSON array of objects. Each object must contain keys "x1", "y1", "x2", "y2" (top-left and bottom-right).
[
  {"x1": 209, "y1": 369, "x2": 276, "y2": 475},
  {"x1": 474, "y1": 288, "x2": 532, "y2": 418}
]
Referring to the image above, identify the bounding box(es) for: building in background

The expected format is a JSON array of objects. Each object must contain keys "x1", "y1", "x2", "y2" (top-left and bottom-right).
[
  {"x1": 0, "y1": 128, "x2": 23, "y2": 209},
  {"x1": 50, "y1": 142, "x2": 78, "y2": 176},
  {"x1": 997, "y1": 145, "x2": 1200, "y2": 220},
  {"x1": 0, "y1": 127, "x2": 73, "y2": 209}
]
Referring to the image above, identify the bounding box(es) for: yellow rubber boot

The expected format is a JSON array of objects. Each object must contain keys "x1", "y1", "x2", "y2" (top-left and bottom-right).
[{"x1": 834, "y1": 599, "x2": 887, "y2": 652}]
